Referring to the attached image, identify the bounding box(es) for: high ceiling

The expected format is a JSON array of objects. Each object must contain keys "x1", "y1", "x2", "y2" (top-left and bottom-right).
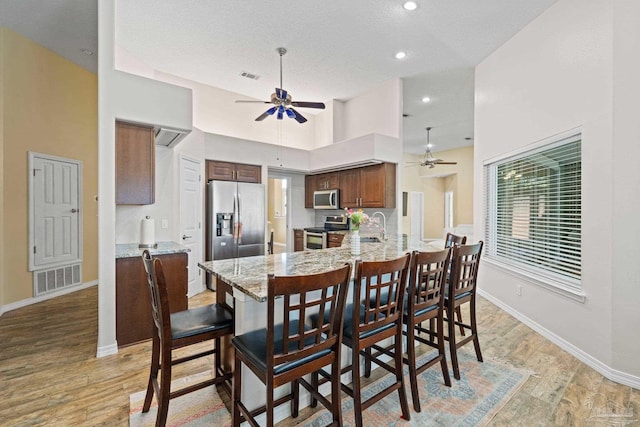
[{"x1": 0, "y1": 0, "x2": 557, "y2": 154}]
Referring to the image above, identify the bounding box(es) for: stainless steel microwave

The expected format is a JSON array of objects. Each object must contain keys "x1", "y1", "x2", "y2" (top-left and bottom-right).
[{"x1": 313, "y1": 189, "x2": 340, "y2": 209}]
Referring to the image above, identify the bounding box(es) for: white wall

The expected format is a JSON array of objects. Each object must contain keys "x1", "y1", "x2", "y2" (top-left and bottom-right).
[
  {"x1": 611, "y1": 0, "x2": 640, "y2": 376},
  {"x1": 339, "y1": 78, "x2": 402, "y2": 141},
  {"x1": 475, "y1": 0, "x2": 640, "y2": 384}
]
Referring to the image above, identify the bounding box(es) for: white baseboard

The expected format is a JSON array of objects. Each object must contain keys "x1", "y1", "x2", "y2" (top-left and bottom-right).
[
  {"x1": 96, "y1": 342, "x2": 119, "y2": 358},
  {"x1": 478, "y1": 289, "x2": 640, "y2": 389},
  {"x1": 0, "y1": 279, "x2": 98, "y2": 317}
]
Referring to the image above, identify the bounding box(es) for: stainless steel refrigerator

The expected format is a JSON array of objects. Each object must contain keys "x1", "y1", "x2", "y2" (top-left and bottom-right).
[{"x1": 207, "y1": 180, "x2": 265, "y2": 261}]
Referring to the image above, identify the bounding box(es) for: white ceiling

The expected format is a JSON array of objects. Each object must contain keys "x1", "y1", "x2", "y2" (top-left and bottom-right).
[{"x1": 0, "y1": 0, "x2": 557, "y2": 154}]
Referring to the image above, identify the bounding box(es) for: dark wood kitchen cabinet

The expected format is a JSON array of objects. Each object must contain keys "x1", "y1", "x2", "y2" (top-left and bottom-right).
[
  {"x1": 339, "y1": 163, "x2": 396, "y2": 209},
  {"x1": 116, "y1": 121, "x2": 155, "y2": 205},
  {"x1": 116, "y1": 252, "x2": 187, "y2": 346},
  {"x1": 206, "y1": 160, "x2": 261, "y2": 183},
  {"x1": 294, "y1": 229, "x2": 304, "y2": 252},
  {"x1": 327, "y1": 233, "x2": 345, "y2": 248},
  {"x1": 314, "y1": 172, "x2": 339, "y2": 190},
  {"x1": 305, "y1": 175, "x2": 315, "y2": 208}
]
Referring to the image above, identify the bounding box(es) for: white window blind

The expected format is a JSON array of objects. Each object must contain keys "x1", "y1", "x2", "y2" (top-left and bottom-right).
[{"x1": 484, "y1": 133, "x2": 582, "y2": 288}]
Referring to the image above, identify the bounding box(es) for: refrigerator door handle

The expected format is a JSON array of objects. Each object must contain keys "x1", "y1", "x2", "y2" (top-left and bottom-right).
[
  {"x1": 237, "y1": 194, "x2": 242, "y2": 243},
  {"x1": 232, "y1": 195, "x2": 238, "y2": 243}
]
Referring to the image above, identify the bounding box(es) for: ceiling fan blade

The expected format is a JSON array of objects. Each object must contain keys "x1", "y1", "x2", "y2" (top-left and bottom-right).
[
  {"x1": 289, "y1": 107, "x2": 307, "y2": 123},
  {"x1": 255, "y1": 106, "x2": 277, "y2": 121},
  {"x1": 436, "y1": 161, "x2": 458, "y2": 165},
  {"x1": 291, "y1": 101, "x2": 326, "y2": 109},
  {"x1": 235, "y1": 100, "x2": 271, "y2": 104},
  {"x1": 285, "y1": 108, "x2": 296, "y2": 119}
]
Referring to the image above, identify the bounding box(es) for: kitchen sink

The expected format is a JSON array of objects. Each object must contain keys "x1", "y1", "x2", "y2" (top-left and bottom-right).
[{"x1": 359, "y1": 236, "x2": 381, "y2": 243}]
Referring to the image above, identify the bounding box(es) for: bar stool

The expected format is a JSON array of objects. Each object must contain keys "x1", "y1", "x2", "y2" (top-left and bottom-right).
[
  {"x1": 141, "y1": 250, "x2": 234, "y2": 427},
  {"x1": 444, "y1": 242, "x2": 484, "y2": 380},
  {"x1": 231, "y1": 263, "x2": 352, "y2": 427},
  {"x1": 444, "y1": 232, "x2": 467, "y2": 337},
  {"x1": 314, "y1": 254, "x2": 411, "y2": 427},
  {"x1": 404, "y1": 249, "x2": 452, "y2": 412}
]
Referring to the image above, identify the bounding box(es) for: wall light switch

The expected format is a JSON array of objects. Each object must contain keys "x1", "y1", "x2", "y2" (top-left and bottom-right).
[{"x1": 161, "y1": 219, "x2": 169, "y2": 229}]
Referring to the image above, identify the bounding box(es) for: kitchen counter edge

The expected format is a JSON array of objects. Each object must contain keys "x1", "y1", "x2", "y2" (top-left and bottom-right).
[{"x1": 116, "y1": 241, "x2": 190, "y2": 259}]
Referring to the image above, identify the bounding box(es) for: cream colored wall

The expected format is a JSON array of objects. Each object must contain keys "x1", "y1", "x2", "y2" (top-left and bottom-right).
[
  {"x1": 0, "y1": 29, "x2": 5, "y2": 306},
  {"x1": 401, "y1": 146, "x2": 474, "y2": 239},
  {"x1": 1, "y1": 29, "x2": 98, "y2": 305}
]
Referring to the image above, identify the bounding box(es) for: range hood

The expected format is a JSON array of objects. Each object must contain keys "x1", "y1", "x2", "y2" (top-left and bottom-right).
[{"x1": 154, "y1": 126, "x2": 190, "y2": 148}]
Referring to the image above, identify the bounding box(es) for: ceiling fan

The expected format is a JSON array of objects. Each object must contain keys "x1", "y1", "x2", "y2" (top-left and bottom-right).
[
  {"x1": 408, "y1": 127, "x2": 458, "y2": 168},
  {"x1": 235, "y1": 47, "x2": 325, "y2": 123}
]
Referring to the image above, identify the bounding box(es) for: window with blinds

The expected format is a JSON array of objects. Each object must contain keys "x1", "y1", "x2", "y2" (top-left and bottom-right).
[{"x1": 484, "y1": 133, "x2": 582, "y2": 288}]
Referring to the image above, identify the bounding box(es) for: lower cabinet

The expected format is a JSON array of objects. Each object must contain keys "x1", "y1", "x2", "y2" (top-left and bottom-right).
[
  {"x1": 116, "y1": 252, "x2": 188, "y2": 347},
  {"x1": 294, "y1": 229, "x2": 304, "y2": 252},
  {"x1": 327, "y1": 233, "x2": 345, "y2": 248}
]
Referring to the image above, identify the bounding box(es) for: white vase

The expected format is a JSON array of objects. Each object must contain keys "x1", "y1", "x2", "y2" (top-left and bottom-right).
[{"x1": 351, "y1": 230, "x2": 361, "y2": 255}]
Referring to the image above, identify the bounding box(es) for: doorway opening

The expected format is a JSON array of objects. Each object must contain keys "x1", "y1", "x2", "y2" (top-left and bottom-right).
[{"x1": 267, "y1": 177, "x2": 289, "y2": 254}]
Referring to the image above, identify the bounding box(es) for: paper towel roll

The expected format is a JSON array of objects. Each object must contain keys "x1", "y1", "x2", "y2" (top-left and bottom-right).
[{"x1": 139, "y1": 216, "x2": 156, "y2": 248}]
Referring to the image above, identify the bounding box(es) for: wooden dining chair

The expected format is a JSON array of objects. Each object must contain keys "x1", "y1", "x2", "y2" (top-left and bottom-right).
[
  {"x1": 231, "y1": 263, "x2": 352, "y2": 427},
  {"x1": 313, "y1": 254, "x2": 411, "y2": 427},
  {"x1": 404, "y1": 249, "x2": 452, "y2": 412},
  {"x1": 444, "y1": 242, "x2": 484, "y2": 380},
  {"x1": 141, "y1": 250, "x2": 234, "y2": 427},
  {"x1": 444, "y1": 232, "x2": 468, "y2": 337}
]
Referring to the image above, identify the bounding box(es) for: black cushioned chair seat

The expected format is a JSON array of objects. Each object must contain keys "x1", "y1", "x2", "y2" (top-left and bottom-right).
[
  {"x1": 232, "y1": 320, "x2": 330, "y2": 376},
  {"x1": 310, "y1": 304, "x2": 393, "y2": 340},
  {"x1": 444, "y1": 290, "x2": 473, "y2": 304},
  {"x1": 170, "y1": 304, "x2": 233, "y2": 340}
]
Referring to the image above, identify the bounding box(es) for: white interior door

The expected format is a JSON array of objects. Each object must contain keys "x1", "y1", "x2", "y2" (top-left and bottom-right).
[
  {"x1": 179, "y1": 156, "x2": 203, "y2": 297},
  {"x1": 30, "y1": 153, "x2": 82, "y2": 270},
  {"x1": 410, "y1": 191, "x2": 424, "y2": 241}
]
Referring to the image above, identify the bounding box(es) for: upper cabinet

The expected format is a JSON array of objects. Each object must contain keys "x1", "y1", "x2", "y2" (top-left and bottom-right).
[
  {"x1": 116, "y1": 121, "x2": 155, "y2": 205},
  {"x1": 314, "y1": 172, "x2": 339, "y2": 191},
  {"x1": 339, "y1": 163, "x2": 396, "y2": 209},
  {"x1": 206, "y1": 160, "x2": 261, "y2": 183},
  {"x1": 305, "y1": 163, "x2": 396, "y2": 209}
]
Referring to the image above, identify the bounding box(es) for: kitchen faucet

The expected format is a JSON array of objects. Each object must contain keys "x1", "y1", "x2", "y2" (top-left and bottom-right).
[{"x1": 371, "y1": 211, "x2": 386, "y2": 240}]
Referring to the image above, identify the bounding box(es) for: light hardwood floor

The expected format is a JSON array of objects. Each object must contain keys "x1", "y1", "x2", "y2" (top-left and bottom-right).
[{"x1": 0, "y1": 286, "x2": 638, "y2": 426}]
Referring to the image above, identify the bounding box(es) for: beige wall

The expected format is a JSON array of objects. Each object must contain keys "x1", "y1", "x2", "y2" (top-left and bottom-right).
[
  {"x1": 1, "y1": 29, "x2": 98, "y2": 305},
  {"x1": 402, "y1": 146, "x2": 474, "y2": 239}
]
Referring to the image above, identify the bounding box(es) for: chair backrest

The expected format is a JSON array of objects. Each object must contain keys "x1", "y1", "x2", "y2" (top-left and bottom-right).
[
  {"x1": 268, "y1": 230, "x2": 274, "y2": 254},
  {"x1": 448, "y1": 242, "x2": 483, "y2": 300},
  {"x1": 444, "y1": 232, "x2": 467, "y2": 248},
  {"x1": 353, "y1": 254, "x2": 411, "y2": 337},
  {"x1": 266, "y1": 263, "x2": 352, "y2": 370},
  {"x1": 141, "y1": 250, "x2": 172, "y2": 341},
  {"x1": 407, "y1": 249, "x2": 451, "y2": 315}
]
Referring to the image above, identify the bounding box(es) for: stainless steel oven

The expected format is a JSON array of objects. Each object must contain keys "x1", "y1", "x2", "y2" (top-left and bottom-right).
[
  {"x1": 303, "y1": 215, "x2": 349, "y2": 250},
  {"x1": 303, "y1": 230, "x2": 327, "y2": 250}
]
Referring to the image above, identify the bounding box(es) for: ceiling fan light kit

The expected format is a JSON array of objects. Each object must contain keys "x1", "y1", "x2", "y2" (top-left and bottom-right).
[{"x1": 235, "y1": 47, "x2": 325, "y2": 124}]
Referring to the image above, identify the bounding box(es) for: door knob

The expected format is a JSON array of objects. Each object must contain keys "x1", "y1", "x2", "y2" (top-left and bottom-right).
[
  {"x1": 71, "y1": 208, "x2": 79, "y2": 213},
  {"x1": 182, "y1": 234, "x2": 192, "y2": 240}
]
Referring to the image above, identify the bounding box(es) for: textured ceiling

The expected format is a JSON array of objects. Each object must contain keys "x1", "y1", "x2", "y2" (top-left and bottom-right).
[{"x1": 0, "y1": 0, "x2": 557, "y2": 154}]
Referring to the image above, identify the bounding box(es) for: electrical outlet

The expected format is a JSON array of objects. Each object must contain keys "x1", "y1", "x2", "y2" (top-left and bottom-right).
[
  {"x1": 516, "y1": 285, "x2": 522, "y2": 296},
  {"x1": 161, "y1": 219, "x2": 169, "y2": 229}
]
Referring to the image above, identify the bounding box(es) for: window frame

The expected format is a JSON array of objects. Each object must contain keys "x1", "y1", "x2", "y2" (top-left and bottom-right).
[{"x1": 483, "y1": 129, "x2": 585, "y2": 302}]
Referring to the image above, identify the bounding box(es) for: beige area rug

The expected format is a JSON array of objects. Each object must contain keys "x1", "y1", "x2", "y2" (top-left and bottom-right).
[{"x1": 130, "y1": 350, "x2": 530, "y2": 426}]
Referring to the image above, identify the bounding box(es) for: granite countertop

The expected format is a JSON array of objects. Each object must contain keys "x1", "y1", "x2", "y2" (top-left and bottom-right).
[
  {"x1": 116, "y1": 241, "x2": 190, "y2": 259},
  {"x1": 198, "y1": 235, "x2": 445, "y2": 302}
]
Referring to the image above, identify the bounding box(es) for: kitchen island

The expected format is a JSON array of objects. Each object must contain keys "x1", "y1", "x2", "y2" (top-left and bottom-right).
[{"x1": 198, "y1": 235, "x2": 444, "y2": 423}]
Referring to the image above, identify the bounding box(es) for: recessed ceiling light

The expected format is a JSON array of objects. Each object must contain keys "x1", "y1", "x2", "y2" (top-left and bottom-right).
[
  {"x1": 403, "y1": 2, "x2": 418, "y2": 11},
  {"x1": 421, "y1": 96, "x2": 431, "y2": 103},
  {"x1": 395, "y1": 51, "x2": 407, "y2": 60}
]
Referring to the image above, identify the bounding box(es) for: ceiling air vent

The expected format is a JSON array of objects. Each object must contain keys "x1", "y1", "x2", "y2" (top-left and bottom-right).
[{"x1": 240, "y1": 71, "x2": 260, "y2": 80}]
